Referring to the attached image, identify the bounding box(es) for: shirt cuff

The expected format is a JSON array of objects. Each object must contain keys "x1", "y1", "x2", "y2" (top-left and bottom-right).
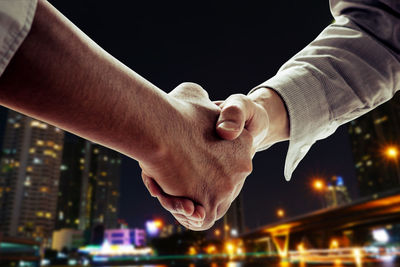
[
  {"x1": 0, "y1": 0, "x2": 38, "y2": 77},
  {"x1": 251, "y1": 67, "x2": 336, "y2": 181}
]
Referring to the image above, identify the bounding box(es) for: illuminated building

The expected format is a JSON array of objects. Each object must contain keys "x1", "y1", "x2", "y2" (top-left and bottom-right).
[
  {"x1": 224, "y1": 192, "x2": 245, "y2": 238},
  {"x1": 51, "y1": 228, "x2": 84, "y2": 251},
  {"x1": 104, "y1": 228, "x2": 146, "y2": 247},
  {"x1": 323, "y1": 176, "x2": 351, "y2": 207},
  {"x1": 348, "y1": 94, "x2": 400, "y2": 197},
  {"x1": 55, "y1": 134, "x2": 122, "y2": 232},
  {"x1": 0, "y1": 111, "x2": 64, "y2": 241}
]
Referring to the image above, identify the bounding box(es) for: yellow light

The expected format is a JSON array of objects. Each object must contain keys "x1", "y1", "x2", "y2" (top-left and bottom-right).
[
  {"x1": 330, "y1": 239, "x2": 339, "y2": 249},
  {"x1": 224, "y1": 225, "x2": 230, "y2": 231},
  {"x1": 214, "y1": 229, "x2": 221, "y2": 236},
  {"x1": 40, "y1": 187, "x2": 49, "y2": 193},
  {"x1": 313, "y1": 179, "x2": 325, "y2": 191},
  {"x1": 353, "y1": 248, "x2": 362, "y2": 265},
  {"x1": 385, "y1": 146, "x2": 399, "y2": 159},
  {"x1": 188, "y1": 246, "x2": 197, "y2": 255},
  {"x1": 45, "y1": 212, "x2": 52, "y2": 219},
  {"x1": 225, "y1": 242, "x2": 235, "y2": 255},
  {"x1": 206, "y1": 245, "x2": 216, "y2": 254},
  {"x1": 36, "y1": 140, "x2": 44, "y2": 146},
  {"x1": 154, "y1": 219, "x2": 163, "y2": 228},
  {"x1": 297, "y1": 243, "x2": 305, "y2": 253},
  {"x1": 277, "y1": 209, "x2": 285, "y2": 218}
]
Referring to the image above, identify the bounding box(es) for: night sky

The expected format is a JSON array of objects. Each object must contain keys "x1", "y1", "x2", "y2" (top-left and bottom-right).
[{"x1": 1, "y1": 1, "x2": 359, "y2": 231}]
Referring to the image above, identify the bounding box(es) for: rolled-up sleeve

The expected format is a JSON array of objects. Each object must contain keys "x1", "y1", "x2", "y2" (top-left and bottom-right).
[
  {"x1": 253, "y1": 0, "x2": 400, "y2": 181},
  {"x1": 0, "y1": 0, "x2": 37, "y2": 77}
]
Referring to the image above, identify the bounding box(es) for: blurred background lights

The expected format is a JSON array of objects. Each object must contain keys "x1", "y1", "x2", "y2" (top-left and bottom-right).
[{"x1": 372, "y1": 228, "x2": 389, "y2": 243}]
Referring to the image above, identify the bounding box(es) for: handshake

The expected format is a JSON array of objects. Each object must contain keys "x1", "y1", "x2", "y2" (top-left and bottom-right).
[{"x1": 138, "y1": 82, "x2": 289, "y2": 231}]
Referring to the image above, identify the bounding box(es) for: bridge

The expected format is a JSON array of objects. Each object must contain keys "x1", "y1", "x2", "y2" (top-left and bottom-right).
[{"x1": 241, "y1": 189, "x2": 400, "y2": 258}]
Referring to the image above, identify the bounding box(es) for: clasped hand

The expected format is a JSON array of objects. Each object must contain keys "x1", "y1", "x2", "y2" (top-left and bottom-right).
[{"x1": 139, "y1": 82, "x2": 273, "y2": 230}]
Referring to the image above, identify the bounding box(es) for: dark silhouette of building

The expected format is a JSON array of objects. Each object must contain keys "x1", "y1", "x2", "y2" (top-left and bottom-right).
[
  {"x1": 55, "y1": 133, "x2": 121, "y2": 232},
  {"x1": 224, "y1": 192, "x2": 245, "y2": 238},
  {"x1": 348, "y1": 94, "x2": 400, "y2": 197}
]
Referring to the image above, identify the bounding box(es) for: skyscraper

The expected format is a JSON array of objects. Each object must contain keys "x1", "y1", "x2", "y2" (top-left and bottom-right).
[
  {"x1": 0, "y1": 110, "x2": 64, "y2": 241},
  {"x1": 348, "y1": 94, "x2": 400, "y2": 197},
  {"x1": 56, "y1": 134, "x2": 121, "y2": 232},
  {"x1": 224, "y1": 192, "x2": 245, "y2": 238}
]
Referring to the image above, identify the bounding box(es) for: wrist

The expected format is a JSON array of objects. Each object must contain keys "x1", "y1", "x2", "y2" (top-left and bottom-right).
[{"x1": 248, "y1": 87, "x2": 289, "y2": 147}]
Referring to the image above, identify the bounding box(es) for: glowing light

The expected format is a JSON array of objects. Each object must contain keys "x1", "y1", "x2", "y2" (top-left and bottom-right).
[
  {"x1": 330, "y1": 239, "x2": 339, "y2": 249},
  {"x1": 146, "y1": 219, "x2": 163, "y2": 236},
  {"x1": 353, "y1": 248, "x2": 362, "y2": 266},
  {"x1": 188, "y1": 246, "x2": 197, "y2": 255},
  {"x1": 230, "y1": 229, "x2": 238, "y2": 237},
  {"x1": 225, "y1": 242, "x2": 235, "y2": 255},
  {"x1": 372, "y1": 228, "x2": 389, "y2": 243},
  {"x1": 385, "y1": 146, "x2": 399, "y2": 159},
  {"x1": 214, "y1": 229, "x2": 221, "y2": 236},
  {"x1": 206, "y1": 245, "x2": 216, "y2": 254},
  {"x1": 313, "y1": 179, "x2": 325, "y2": 191},
  {"x1": 277, "y1": 209, "x2": 285, "y2": 218},
  {"x1": 297, "y1": 243, "x2": 305, "y2": 253}
]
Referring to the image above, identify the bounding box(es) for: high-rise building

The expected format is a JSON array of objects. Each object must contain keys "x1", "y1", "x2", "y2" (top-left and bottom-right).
[
  {"x1": 55, "y1": 134, "x2": 121, "y2": 232},
  {"x1": 224, "y1": 192, "x2": 245, "y2": 238},
  {"x1": 323, "y1": 176, "x2": 351, "y2": 207},
  {"x1": 55, "y1": 136, "x2": 85, "y2": 229},
  {"x1": 0, "y1": 110, "x2": 64, "y2": 241},
  {"x1": 348, "y1": 94, "x2": 400, "y2": 197}
]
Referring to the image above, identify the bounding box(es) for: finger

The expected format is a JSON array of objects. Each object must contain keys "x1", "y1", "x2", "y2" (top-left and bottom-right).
[
  {"x1": 141, "y1": 172, "x2": 162, "y2": 198},
  {"x1": 216, "y1": 94, "x2": 253, "y2": 141},
  {"x1": 173, "y1": 204, "x2": 205, "y2": 222}
]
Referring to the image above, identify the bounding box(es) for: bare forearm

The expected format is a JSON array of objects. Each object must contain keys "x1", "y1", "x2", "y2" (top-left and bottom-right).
[{"x1": 0, "y1": 0, "x2": 171, "y2": 161}]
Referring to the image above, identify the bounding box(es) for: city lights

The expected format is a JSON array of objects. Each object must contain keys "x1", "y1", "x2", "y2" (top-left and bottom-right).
[
  {"x1": 372, "y1": 228, "x2": 389, "y2": 243},
  {"x1": 146, "y1": 219, "x2": 163, "y2": 236}
]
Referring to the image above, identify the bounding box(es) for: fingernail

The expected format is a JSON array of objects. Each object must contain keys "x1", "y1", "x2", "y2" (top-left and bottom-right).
[{"x1": 217, "y1": 121, "x2": 239, "y2": 132}]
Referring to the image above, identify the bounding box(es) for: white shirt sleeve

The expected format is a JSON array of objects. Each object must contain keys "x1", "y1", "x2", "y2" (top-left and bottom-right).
[
  {"x1": 252, "y1": 0, "x2": 400, "y2": 181},
  {"x1": 0, "y1": 0, "x2": 38, "y2": 77}
]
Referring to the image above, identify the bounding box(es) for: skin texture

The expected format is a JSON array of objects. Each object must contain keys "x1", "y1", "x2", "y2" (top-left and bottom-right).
[
  {"x1": 146, "y1": 87, "x2": 290, "y2": 228},
  {"x1": 0, "y1": 0, "x2": 266, "y2": 230}
]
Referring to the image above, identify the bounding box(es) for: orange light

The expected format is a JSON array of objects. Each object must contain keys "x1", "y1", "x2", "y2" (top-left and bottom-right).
[
  {"x1": 330, "y1": 239, "x2": 339, "y2": 249},
  {"x1": 214, "y1": 229, "x2": 221, "y2": 236},
  {"x1": 277, "y1": 209, "x2": 285, "y2": 218},
  {"x1": 206, "y1": 245, "x2": 217, "y2": 254},
  {"x1": 188, "y1": 246, "x2": 197, "y2": 255},
  {"x1": 154, "y1": 219, "x2": 163, "y2": 228},
  {"x1": 313, "y1": 179, "x2": 325, "y2": 191},
  {"x1": 385, "y1": 146, "x2": 399, "y2": 159}
]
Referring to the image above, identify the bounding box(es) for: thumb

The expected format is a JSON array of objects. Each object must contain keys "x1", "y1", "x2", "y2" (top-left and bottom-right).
[{"x1": 216, "y1": 95, "x2": 250, "y2": 140}]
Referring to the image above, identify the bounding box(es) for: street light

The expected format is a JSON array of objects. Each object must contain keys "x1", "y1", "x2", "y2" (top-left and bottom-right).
[
  {"x1": 385, "y1": 145, "x2": 399, "y2": 159},
  {"x1": 383, "y1": 145, "x2": 400, "y2": 183},
  {"x1": 312, "y1": 178, "x2": 327, "y2": 208},
  {"x1": 313, "y1": 179, "x2": 325, "y2": 191},
  {"x1": 276, "y1": 208, "x2": 285, "y2": 218}
]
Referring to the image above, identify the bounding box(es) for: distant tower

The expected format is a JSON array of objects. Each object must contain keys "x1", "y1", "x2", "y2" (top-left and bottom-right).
[
  {"x1": 348, "y1": 94, "x2": 400, "y2": 197},
  {"x1": 0, "y1": 110, "x2": 64, "y2": 242},
  {"x1": 323, "y1": 176, "x2": 351, "y2": 207},
  {"x1": 55, "y1": 133, "x2": 121, "y2": 232},
  {"x1": 224, "y1": 192, "x2": 245, "y2": 238}
]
